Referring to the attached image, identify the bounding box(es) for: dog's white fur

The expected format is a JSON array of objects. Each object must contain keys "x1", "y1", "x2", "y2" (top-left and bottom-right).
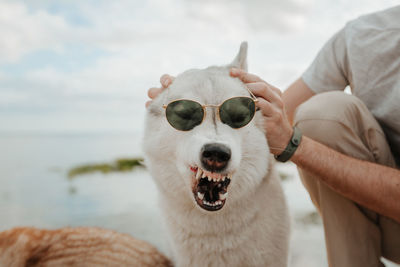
[{"x1": 143, "y1": 42, "x2": 290, "y2": 267}]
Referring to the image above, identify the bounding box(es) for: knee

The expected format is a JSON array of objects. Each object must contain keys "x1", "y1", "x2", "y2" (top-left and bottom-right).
[
  {"x1": 294, "y1": 91, "x2": 366, "y2": 127},
  {"x1": 293, "y1": 91, "x2": 367, "y2": 148}
]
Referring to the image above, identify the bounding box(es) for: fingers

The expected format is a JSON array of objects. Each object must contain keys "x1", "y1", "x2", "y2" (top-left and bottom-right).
[
  {"x1": 230, "y1": 68, "x2": 264, "y2": 83},
  {"x1": 145, "y1": 100, "x2": 152, "y2": 108},
  {"x1": 256, "y1": 97, "x2": 275, "y2": 117},
  {"x1": 160, "y1": 74, "x2": 175, "y2": 88},
  {"x1": 230, "y1": 68, "x2": 282, "y2": 96},
  {"x1": 148, "y1": 74, "x2": 175, "y2": 101},
  {"x1": 148, "y1": 87, "x2": 163, "y2": 99},
  {"x1": 256, "y1": 97, "x2": 285, "y2": 123},
  {"x1": 268, "y1": 84, "x2": 282, "y2": 97},
  {"x1": 246, "y1": 82, "x2": 282, "y2": 107}
]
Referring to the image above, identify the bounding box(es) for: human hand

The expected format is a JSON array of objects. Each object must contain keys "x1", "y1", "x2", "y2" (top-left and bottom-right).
[
  {"x1": 146, "y1": 74, "x2": 175, "y2": 108},
  {"x1": 230, "y1": 68, "x2": 293, "y2": 155}
]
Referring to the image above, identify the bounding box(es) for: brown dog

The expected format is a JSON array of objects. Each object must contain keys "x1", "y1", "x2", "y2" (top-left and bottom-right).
[{"x1": 0, "y1": 227, "x2": 172, "y2": 267}]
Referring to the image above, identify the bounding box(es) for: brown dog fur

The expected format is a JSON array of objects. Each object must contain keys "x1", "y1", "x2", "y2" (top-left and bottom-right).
[{"x1": 0, "y1": 227, "x2": 172, "y2": 267}]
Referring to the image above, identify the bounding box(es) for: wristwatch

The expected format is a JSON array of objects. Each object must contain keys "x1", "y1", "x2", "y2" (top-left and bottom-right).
[{"x1": 274, "y1": 126, "x2": 302, "y2": 163}]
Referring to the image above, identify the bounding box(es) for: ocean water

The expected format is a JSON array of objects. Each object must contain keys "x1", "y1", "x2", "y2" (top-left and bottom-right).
[
  {"x1": 0, "y1": 133, "x2": 163, "y2": 241},
  {"x1": 0, "y1": 133, "x2": 396, "y2": 267}
]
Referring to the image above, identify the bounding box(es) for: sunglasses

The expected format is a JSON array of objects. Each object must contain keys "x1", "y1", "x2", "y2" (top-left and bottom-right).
[{"x1": 162, "y1": 88, "x2": 259, "y2": 131}]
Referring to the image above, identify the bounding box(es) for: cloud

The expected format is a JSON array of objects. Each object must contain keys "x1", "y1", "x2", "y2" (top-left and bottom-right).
[
  {"x1": 0, "y1": 0, "x2": 314, "y2": 64},
  {"x1": 184, "y1": 0, "x2": 313, "y2": 33},
  {"x1": 0, "y1": 1, "x2": 72, "y2": 63},
  {"x1": 1, "y1": 0, "x2": 399, "y2": 133}
]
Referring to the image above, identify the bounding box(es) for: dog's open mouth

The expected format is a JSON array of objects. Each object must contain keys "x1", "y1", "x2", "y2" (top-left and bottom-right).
[{"x1": 190, "y1": 166, "x2": 232, "y2": 211}]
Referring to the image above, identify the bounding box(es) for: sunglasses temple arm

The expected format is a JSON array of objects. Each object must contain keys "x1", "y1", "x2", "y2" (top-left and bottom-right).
[{"x1": 245, "y1": 86, "x2": 259, "y2": 102}]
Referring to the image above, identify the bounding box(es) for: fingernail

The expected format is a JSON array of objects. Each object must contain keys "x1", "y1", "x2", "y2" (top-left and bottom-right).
[{"x1": 162, "y1": 78, "x2": 170, "y2": 87}]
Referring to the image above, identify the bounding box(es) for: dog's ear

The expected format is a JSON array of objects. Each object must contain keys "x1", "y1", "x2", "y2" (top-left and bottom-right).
[{"x1": 229, "y1": 41, "x2": 248, "y2": 71}]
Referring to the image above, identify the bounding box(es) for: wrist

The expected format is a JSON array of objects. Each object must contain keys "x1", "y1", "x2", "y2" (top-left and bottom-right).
[
  {"x1": 274, "y1": 126, "x2": 302, "y2": 162},
  {"x1": 290, "y1": 135, "x2": 307, "y2": 163}
]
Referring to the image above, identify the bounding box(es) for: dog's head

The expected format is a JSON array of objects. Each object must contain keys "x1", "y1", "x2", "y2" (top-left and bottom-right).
[{"x1": 144, "y1": 42, "x2": 270, "y2": 212}]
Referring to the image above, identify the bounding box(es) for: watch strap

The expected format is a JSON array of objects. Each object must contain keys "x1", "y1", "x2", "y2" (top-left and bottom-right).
[{"x1": 274, "y1": 126, "x2": 302, "y2": 163}]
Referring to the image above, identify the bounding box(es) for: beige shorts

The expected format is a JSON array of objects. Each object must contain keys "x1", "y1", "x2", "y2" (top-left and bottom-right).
[{"x1": 294, "y1": 91, "x2": 400, "y2": 267}]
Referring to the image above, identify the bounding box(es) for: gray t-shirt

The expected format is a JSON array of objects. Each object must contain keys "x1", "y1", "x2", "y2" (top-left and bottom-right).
[{"x1": 302, "y1": 6, "x2": 400, "y2": 165}]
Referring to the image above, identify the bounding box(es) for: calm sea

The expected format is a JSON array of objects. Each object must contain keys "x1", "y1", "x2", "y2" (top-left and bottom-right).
[{"x1": 0, "y1": 133, "x2": 167, "y2": 251}]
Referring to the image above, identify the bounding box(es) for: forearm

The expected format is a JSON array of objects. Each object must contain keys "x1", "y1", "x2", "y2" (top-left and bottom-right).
[
  {"x1": 292, "y1": 136, "x2": 400, "y2": 223},
  {"x1": 283, "y1": 78, "x2": 315, "y2": 125}
]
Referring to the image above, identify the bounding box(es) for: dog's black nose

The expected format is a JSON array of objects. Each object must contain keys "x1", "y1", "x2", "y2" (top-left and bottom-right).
[{"x1": 201, "y1": 143, "x2": 231, "y2": 172}]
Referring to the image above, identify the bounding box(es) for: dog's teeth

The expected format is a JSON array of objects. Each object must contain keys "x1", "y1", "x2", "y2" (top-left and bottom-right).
[
  {"x1": 219, "y1": 192, "x2": 228, "y2": 200},
  {"x1": 208, "y1": 177, "x2": 212, "y2": 181},
  {"x1": 202, "y1": 172, "x2": 207, "y2": 178},
  {"x1": 196, "y1": 169, "x2": 202, "y2": 180},
  {"x1": 197, "y1": 192, "x2": 204, "y2": 200},
  {"x1": 222, "y1": 177, "x2": 226, "y2": 181}
]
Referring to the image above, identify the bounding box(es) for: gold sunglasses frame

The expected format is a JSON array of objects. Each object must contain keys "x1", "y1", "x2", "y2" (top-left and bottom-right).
[{"x1": 162, "y1": 86, "x2": 259, "y2": 131}]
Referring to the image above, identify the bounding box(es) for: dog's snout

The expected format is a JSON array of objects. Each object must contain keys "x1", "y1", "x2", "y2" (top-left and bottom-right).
[{"x1": 201, "y1": 143, "x2": 231, "y2": 172}]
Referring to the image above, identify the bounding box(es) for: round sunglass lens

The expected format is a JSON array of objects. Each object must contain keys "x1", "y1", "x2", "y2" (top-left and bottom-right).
[
  {"x1": 219, "y1": 97, "x2": 255, "y2": 128},
  {"x1": 166, "y1": 100, "x2": 204, "y2": 131}
]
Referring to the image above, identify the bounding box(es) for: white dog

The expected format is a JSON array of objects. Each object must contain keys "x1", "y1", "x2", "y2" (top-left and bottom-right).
[{"x1": 143, "y1": 42, "x2": 290, "y2": 267}]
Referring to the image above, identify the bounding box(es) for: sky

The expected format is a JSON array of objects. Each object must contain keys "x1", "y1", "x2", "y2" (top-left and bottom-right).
[{"x1": 0, "y1": 0, "x2": 398, "y2": 134}]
